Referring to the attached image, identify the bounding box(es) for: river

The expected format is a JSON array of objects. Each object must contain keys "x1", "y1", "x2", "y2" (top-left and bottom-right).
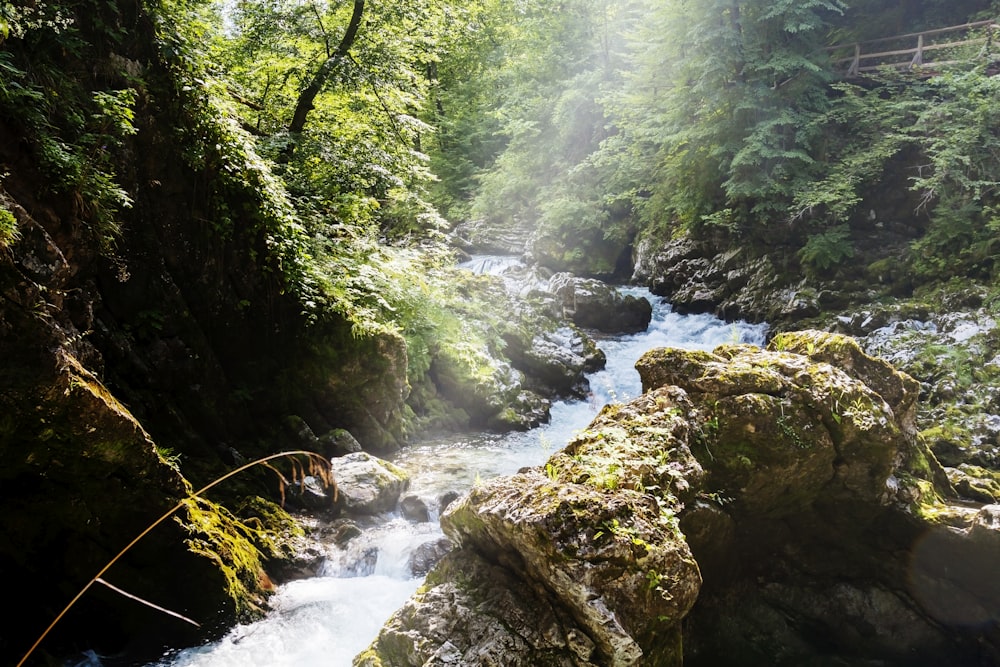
[{"x1": 144, "y1": 258, "x2": 768, "y2": 667}]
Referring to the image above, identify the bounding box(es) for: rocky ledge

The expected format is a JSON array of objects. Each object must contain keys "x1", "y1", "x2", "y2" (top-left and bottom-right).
[{"x1": 356, "y1": 331, "x2": 999, "y2": 666}]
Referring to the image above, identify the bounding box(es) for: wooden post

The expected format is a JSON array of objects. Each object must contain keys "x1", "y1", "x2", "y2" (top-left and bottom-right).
[
  {"x1": 849, "y1": 43, "x2": 860, "y2": 76},
  {"x1": 910, "y1": 33, "x2": 924, "y2": 68}
]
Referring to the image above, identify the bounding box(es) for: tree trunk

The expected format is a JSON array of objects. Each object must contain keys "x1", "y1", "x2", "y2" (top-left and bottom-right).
[{"x1": 287, "y1": 0, "x2": 365, "y2": 139}]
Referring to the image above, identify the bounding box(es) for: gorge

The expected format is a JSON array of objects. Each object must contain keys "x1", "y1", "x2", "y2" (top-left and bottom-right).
[{"x1": 4, "y1": 0, "x2": 1000, "y2": 665}]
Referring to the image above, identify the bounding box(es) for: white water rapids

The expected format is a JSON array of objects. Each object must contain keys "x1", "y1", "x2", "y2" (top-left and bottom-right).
[{"x1": 140, "y1": 257, "x2": 767, "y2": 667}]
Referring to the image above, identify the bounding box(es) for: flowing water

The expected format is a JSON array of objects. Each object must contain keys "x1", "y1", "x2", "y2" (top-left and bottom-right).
[{"x1": 144, "y1": 257, "x2": 767, "y2": 667}]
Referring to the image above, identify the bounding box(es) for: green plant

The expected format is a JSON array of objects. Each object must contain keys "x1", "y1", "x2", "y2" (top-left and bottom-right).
[
  {"x1": 777, "y1": 414, "x2": 809, "y2": 449},
  {"x1": 156, "y1": 446, "x2": 183, "y2": 472},
  {"x1": 0, "y1": 206, "x2": 18, "y2": 248},
  {"x1": 799, "y1": 224, "x2": 855, "y2": 276}
]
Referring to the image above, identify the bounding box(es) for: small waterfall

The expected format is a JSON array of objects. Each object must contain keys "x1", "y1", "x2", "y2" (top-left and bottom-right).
[{"x1": 458, "y1": 254, "x2": 525, "y2": 275}]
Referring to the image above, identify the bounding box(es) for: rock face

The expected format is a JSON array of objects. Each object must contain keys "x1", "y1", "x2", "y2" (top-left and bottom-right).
[
  {"x1": 0, "y1": 1, "x2": 412, "y2": 658},
  {"x1": 452, "y1": 217, "x2": 535, "y2": 256},
  {"x1": 358, "y1": 331, "x2": 999, "y2": 666},
  {"x1": 631, "y1": 230, "x2": 853, "y2": 326}
]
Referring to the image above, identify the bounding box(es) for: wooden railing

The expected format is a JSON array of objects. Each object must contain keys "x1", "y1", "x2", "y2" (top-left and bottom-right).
[{"x1": 825, "y1": 19, "x2": 999, "y2": 77}]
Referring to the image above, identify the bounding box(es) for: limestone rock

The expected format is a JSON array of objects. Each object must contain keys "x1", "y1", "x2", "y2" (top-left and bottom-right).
[
  {"x1": 548, "y1": 273, "x2": 652, "y2": 334},
  {"x1": 400, "y1": 494, "x2": 430, "y2": 522},
  {"x1": 406, "y1": 536, "x2": 452, "y2": 577},
  {"x1": 503, "y1": 325, "x2": 606, "y2": 398},
  {"x1": 329, "y1": 452, "x2": 410, "y2": 516},
  {"x1": 359, "y1": 387, "x2": 704, "y2": 666}
]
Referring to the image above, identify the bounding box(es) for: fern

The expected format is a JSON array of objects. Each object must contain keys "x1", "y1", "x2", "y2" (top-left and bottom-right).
[{"x1": 798, "y1": 224, "x2": 854, "y2": 276}]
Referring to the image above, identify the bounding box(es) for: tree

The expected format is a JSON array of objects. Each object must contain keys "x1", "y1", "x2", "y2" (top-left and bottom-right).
[
  {"x1": 213, "y1": 0, "x2": 447, "y2": 236},
  {"x1": 610, "y1": 0, "x2": 846, "y2": 234},
  {"x1": 287, "y1": 0, "x2": 364, "y2": 139}
]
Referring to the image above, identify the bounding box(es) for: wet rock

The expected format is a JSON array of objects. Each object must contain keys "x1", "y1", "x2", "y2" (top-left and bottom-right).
[
  {"x1": 632, "y1": 228, "x2": 871, "y2": 327},
  {"x1": 327, "y1": 519, "x2": 363, "y2": 546},
  {"x1": 329, "y1": 452, "x2": 410, "y2": 516},
  {"x1": 485, "y1": 389, "x2": 552, "y2": 431},
  {"x1": 445, "y1": 256, "x2": 608, "y2": 424},
  {"x1": 287, "y1": 474, "x2": 336, "y2": 512},
  {"x1": 407, "y1": 536, "x2": 452, "y2": 577},
  {"x1": 503, "y1": 325, "x2": 606, "y2": 398},
  {"x1": 400, "y1": 494, "x2": 430, "y2": 522},
  {"x1": 548, "y1": 273, "x2": 652, "y2": 333}
]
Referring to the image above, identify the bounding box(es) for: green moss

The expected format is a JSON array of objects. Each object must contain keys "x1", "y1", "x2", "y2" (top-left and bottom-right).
[
  {"x1": 237, "y1": 496, "x2": 304, "y2": 540},
  {"x1": 176, "y1": 496, "x2": 273, "y2": 617},
  {"x1": 919, "y1": 422, "x2": 970, "y2": 448},
  {"x1": 0, "y1": 207, "x2": 18, "y2": 248},
  {"x1": 892, "y1": 473, "x2": 964, "y2": 526}
]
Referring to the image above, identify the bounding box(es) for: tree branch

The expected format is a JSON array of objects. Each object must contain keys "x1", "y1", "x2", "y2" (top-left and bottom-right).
[{"x1": 287, "y1": 0, "x2": 365, "y2": 138}]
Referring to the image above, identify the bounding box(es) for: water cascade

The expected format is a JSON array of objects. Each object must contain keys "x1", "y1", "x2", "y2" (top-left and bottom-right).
[{"x1": 149, "y1": 258, "x2": 767, "y2": 667}]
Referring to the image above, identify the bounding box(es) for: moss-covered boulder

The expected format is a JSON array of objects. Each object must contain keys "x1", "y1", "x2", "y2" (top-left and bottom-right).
[
  {"x1": 632, "y1": 332, "x2": 989, "y2": 666},
  {"x1": 358, "y1": 388, "x2": 704, "y2": 666},
  {"x1": 635, "y1": 332, "x2": 947, "y2": 518},
  {"x1": 502, "y1": 325, "x2": 607, "y2": 398},
  {"x1": 548, "y1": 273, "x2": 653, "y2": 334}
]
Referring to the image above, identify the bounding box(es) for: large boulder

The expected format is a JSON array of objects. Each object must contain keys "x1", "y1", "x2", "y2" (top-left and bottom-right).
[
  {"x1": 503, "y1": 325, "x2": 607, "y2": 398},
  {"x1": 329, "y1": 452, "x2": 410, "y2": 516},
  {"x1": 548, "y1": 273, "x2": 652, "y2": 334},
  {"x1": 357, "y1": 387, "x2": 704, "y2": 666},
  {"x1": 359, "y1": 331, "x2": 998, "y2": 666}
]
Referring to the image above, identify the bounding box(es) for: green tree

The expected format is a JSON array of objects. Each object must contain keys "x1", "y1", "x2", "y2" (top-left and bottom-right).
[
  {"x1": 211, "y1": 0, "x2": 446, "y2": 237},
  {"x1": 612, "y1": 0, "x2": 846, "y2": 235}
]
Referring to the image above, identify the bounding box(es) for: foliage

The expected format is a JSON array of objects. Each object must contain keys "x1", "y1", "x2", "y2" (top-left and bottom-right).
[
  {"x1": 211, "y1": 0, "x2": 446, "y2": 238},
  {"x1": 906, "y1": 69, "x2": 1000, "y2": 279},
  {"x1": 439, "y1": 0, "x2": 1000, "y2": 287},
  {"x1": 798, "y1": 224, "x2": 854, "y2": 277},
  {"x1": 0, "y1": 17, "x2": 136, "y2": 250},
  {"x1": 0, "y1": 206, "x2": 17, "y2": 248},
  {"x1": 609, "y1": 0, "x2": 847, "y2": 235}
]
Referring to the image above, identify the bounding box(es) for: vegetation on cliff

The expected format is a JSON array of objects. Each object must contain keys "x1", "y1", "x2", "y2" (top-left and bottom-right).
[{"x1": 0, "y1": 0, "x2": 563, "y2": 660}]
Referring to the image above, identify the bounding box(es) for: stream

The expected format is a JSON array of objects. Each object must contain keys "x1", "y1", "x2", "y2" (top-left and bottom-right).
[{"x1": 147, "y1": 258, "x2": 768, "y2": 667}]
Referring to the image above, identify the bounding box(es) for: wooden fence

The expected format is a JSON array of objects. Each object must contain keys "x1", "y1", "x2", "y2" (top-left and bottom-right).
[{"x1": 825, "y1": 19, "x2": 999, "y2": 77}]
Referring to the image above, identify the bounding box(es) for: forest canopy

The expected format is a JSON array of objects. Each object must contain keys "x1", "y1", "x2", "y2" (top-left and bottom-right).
[{"x1": 4, "y1": 0, "x2": 1000, "y2": 385}]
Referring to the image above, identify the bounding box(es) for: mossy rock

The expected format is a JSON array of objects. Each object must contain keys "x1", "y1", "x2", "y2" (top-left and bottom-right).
[{"x1": 635, "y1": 333, "x2": 950, "y2": 512}]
